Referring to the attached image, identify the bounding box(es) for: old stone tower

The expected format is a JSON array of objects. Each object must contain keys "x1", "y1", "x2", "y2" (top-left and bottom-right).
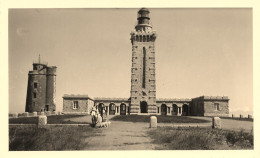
[
  {"x1": 130, "y1": 8, "x2": 157, "y2": 114},
  {"x1": 25, "y1": 56, "x2": 57, "y2": 112}
]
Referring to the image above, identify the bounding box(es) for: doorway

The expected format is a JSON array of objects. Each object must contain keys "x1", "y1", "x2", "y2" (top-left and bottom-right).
[
  {"x1": 161, "y1": 104, "x2": 167, "y2": 115},
  {"x1": 109, "y1": 103, "x2": 116, "y2": 115},
  {"x1": 140, "y1": 101, "x2": 148, "y2": 113},
  {"x1": 120, "y1": 104, "x2": 126, "y2": 115},
  {"x1": 45, "y1": 105, "x2": 49, "y2": 111}
]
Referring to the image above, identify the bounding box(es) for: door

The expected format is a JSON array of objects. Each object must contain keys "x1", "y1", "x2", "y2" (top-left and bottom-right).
[
  {"x1": 109, "y1": 103, "x2": 116, "y2": 115},
  {"x1": 120, "y1": 104, "x2": 126, "y2": 115},
  {"x1": 45, "y1": 105, "x2": 49, "y2": 111},
  {"x1": 140, "y1": 101, "x2": 148, "y2": 113},
  {"x1": 161, "y1": 104, "x2": 167, "y2": 115}
]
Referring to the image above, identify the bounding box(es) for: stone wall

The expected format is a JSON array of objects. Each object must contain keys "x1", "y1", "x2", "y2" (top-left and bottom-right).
[
  {"x1": 190, "y1": 96, "x2": 229, "y2": 117},
  {"x1": 45, "y1": 66, "x2": 57, "y2": 112},
  {"x1": 190, "y1": 101, "x2": 204, "y2": 116},
  {"x1": 204, "y1": 101, "x2": 229, "y2": 117},
  {"x1": 25, "y1": 69, "x2": 47, "y2": 112},
  {"x1": 130, "y1": 42, "x2": 157, "y2": 114},
  {"x1": 63, "y1": 98, "x2": 92, "y2": 114}
]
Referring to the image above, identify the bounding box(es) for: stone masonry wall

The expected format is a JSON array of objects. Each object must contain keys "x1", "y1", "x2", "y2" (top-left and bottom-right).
[
  {"x1": 87, "y1": 99, "x2": 94, "y2": 113},
  {"x1": 45, "y1": 66, "x2": 57, "y2": 112},
  {"x1": 130, "y1": 42, "x2": 157, "y2": 114},
  {"x1": 63, "y1": 98, "x2": 90, "y2": 113},
  {"x1": 190, "y1": 101, "x2": 205, "y2": 116},
  {"x1": 204, "y1": 101, "x2": 229, "y2": 117},
  {"x1": 25, "y1": 73, "x2": 46, "y2": 112}
]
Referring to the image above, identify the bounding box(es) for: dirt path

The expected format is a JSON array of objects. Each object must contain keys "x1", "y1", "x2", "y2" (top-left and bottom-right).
[
  {"x1": 83, "y1": 121, "x2": 156, "y2": 150},
  {"x1": 66, "y1": 115, "x2": 156, "y2": 150}
]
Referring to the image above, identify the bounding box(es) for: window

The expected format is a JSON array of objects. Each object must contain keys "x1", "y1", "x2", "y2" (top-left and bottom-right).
[
  {"x1": 168, "y1": 107, "x2": 170, "y2": 113},
  {"x1": 214, "y1": 103, "x2": 220, "y2": 111},
  {"x1": 33, "y1": 92, "x2": 37, "y2": 98},
  {"x1": 34, "y1": 82, "x2": 37, "y2": 88},
  {"x1": 116, "y1": 107, "x2": 119, "y2": 113},
  {"x1": 73, "y1": 101, "x2": 79, "y2": 109}
]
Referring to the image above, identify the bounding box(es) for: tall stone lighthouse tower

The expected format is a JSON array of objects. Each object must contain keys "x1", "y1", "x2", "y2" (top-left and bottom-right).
[{"x1": 130, "y1": 8, "x2": 157, "y2": 114}]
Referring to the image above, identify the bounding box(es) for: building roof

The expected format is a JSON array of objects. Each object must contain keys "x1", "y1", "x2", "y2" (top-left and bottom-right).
[
  {"x1": 62, "y1": 94, "x2": 229, "y2": 102},
  {"x1": 157, "y1": 98, "x2": 192, "y2": 102},
  {"x1": 192, "y1": 96, "x2": 229, "y2": 101},
  {"x1": 63, "y1": 94, "x2": 93, "y2": 100},
  {"x1": 138, "y1": 8, "x2": 150, "y2": 13},
  {"x1": 94, "y1": 97, "x2": 130, "y2": 102}
]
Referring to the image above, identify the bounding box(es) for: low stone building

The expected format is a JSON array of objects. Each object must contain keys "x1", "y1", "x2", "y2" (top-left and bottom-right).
[
  {"x1": 62, "y1": 95, "x2": 229, "y2": 117},
  {"x1": 63, "y1": 94, "x2": 94, "y2": 115},
  {"x1": 190, "y1": 96, "x2": 229, "y2": 117}
]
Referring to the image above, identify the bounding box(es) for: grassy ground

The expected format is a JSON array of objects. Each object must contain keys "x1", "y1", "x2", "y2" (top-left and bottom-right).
[
  {"x1": 220, "y1": 117, "x2": 253, "y2": 122},
  {"x1": 110, "y1": 115, "x2": 210, "y2": 123},
  {"x1": 147, "y1": 127, "x2": 253, "y2": 150},
  {"x1": 9, "y1": 115, "x2": 89, "y2": 124},
  {"x1": 9, "y1": 125, "x2": 101, "y2": 151}
]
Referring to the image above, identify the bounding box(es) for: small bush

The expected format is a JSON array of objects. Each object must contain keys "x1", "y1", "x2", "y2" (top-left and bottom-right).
[
  {"x1": 225, "y1": 129, "x2": 253, "y2": 148},
  {"x1": 9, "y1": 125, "x2": 100, "y2": 151},
  {"x1": 147, "y1": 127, "x2": 253, "y2": 150}
]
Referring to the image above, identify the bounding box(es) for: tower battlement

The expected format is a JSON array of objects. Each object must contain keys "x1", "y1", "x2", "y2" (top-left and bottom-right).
[{"x1": 25, "y1": 57, "x2": 57, "y2": 113}]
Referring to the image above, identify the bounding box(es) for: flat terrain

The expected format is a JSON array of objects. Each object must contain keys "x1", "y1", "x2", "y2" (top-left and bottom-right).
[
  {"x1": 83, "y1": 121, "x2": 155, "y2": 150},
  {"x1": 110, "y1": 115, "x2": 210, "y2": 123},
  {"x1": 187, "y1": 116, "x2": 253, "y2": 132},
  {"x1": 9, "y1": 115, "x2": 254, "y2": 150},
  {"x1": 9, "y1": 115, "x2": 90, "y2": 124},
  {"x1": 63, "y1": 115, "x2": 254, "y2": 149},
  {"x1": 221, "y1": 118, "x2": 253, "y2": 132}
]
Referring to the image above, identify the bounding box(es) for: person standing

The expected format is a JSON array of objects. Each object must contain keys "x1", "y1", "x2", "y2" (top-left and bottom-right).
[{"x1": 102, "y1": 108, "x2": 107, "y2": 122}]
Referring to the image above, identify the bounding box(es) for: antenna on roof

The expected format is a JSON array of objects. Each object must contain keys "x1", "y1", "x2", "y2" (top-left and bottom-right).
[{"x1": 38, "y1": 54, "x2": 41, "y2": 63}]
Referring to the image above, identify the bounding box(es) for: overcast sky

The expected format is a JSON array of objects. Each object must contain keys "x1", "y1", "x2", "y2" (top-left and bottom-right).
[{"x1": 8, "y1": 8, "x2": 252, "y2": 115}]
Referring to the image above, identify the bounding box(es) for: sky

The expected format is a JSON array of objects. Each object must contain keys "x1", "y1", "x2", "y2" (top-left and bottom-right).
[{"x1": 8, "y1": 8, "x2": 253, "y2": 116}]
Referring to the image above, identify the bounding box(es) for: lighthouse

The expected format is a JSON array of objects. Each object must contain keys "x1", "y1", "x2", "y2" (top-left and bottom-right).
[{"x1": 130, "y1": 8, "x2": 157, "y2": 114}]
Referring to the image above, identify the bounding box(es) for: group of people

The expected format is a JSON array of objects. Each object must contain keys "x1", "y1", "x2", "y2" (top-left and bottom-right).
[{"x1": 90, "y1": 106, "x2": 110, "y2": 128}]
